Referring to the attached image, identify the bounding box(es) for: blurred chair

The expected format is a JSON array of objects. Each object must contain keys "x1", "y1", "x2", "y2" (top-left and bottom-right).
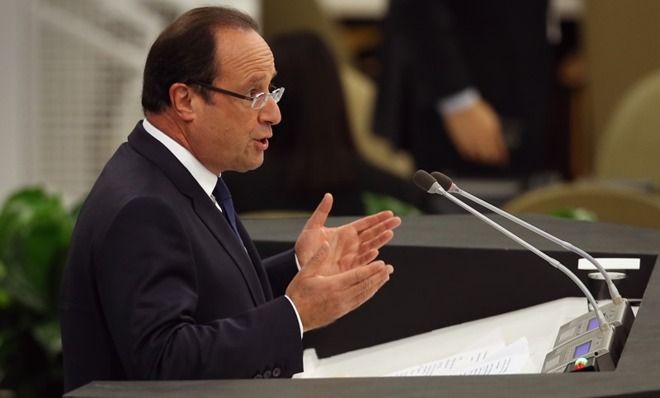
[
  {"x1": 503, "y1": 182, "x2": 660, "y2": 229},
  {"x1": 594, "y1": 68, "x2": 660, "y2": 189}
]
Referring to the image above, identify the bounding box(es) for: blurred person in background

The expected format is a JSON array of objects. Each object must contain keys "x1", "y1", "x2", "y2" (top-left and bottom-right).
[{"x1": 374, "y1": 0, "x2": 553, "y2": 179}]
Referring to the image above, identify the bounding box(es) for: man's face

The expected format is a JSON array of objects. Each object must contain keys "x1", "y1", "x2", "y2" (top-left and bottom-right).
[{"x1": 189, "y1": 28, "x2": 281, "y2": 174}]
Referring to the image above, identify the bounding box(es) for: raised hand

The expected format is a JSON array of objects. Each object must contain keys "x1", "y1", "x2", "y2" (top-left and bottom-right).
[
  {"x1": 286, "y1": 242, "x2": 394, "y2": 332},
  {"x1": 295, "y1": 194, "x2": 402, "y2": 275}
]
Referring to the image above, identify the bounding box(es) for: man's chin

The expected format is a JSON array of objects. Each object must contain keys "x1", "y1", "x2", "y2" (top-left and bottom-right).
[{"x1": 239, "y1": 158, "x2": 265, "y2": 173}]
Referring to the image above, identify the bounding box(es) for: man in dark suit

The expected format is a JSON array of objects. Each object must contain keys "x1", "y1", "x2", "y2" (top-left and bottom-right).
[
  {"x1": 60, "y1": 7, "x2": 400, "y2": 392},
  {"x1": 374, "y1": 0, "x2": 551, "y2": 177}
]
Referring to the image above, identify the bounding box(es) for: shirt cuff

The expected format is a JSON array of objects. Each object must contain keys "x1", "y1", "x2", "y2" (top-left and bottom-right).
[
  {"x1": 284, "y1": 294, "x2": 304, "y2": 338},
  {"x1": 294, "y1": 253, "x2": 302, "y2": 271},
  {"x1": 437, "y1": 87, "x2": 480, "y2": 115}
]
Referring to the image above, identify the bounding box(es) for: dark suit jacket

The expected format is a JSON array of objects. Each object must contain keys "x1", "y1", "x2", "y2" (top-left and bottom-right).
[
  {"x1": 374, "y1": 0, "x2": 551, "y2": 177},
  {"x1": 60, "y1": 122, "x2": 303, "y2": 392}
]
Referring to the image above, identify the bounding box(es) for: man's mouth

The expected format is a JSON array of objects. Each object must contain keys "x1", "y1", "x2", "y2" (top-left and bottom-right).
[{"x1": 254, "y1": 137, "x2": 269, "y2": 150}]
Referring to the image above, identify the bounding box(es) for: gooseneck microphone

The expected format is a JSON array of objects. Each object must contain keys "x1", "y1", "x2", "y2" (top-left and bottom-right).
[
  {"x1": 412, "y1": 170, "x2": 610, "y2": 330},
  {"x1": 430, "y1": 171, "x2": 623, "y2": 305}
]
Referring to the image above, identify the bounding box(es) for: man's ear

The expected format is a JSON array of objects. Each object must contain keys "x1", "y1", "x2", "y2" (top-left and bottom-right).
[{"x1": 169, "y1": 83, "x2": 196, "y2": 122}]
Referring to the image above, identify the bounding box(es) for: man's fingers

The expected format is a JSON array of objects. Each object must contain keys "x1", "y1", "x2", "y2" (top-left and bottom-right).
[
  {"x1": 340, "y1": 263, "x2": 393, "y2": 312},
  {"x1": 358, "y1": 229, "x2": 394, "y2": 256},
  {"x1": 355, "y1": 216, "x2": 401, "y2": 243},
  {"x1": 303, "y1": 193, "x2": 333, "y2": 230},
  {"x1": 354, "y1": 248, "x2": 380, "y2": 267},
  {"x1": 347, "y1": 210, "x2": 396, "y2": 233},
  {"x1": 347, "y1": 272, "x2": 389, "y2": 309},
  {"x1": 340, "y1": 247, "x2": 380, "y2": 271},
  {"x1": 329, "y1": 260, "x2": 392, "y2": 289},
  {"x1": 289, "y1": 260, "x2": 393, "y2": 332}
]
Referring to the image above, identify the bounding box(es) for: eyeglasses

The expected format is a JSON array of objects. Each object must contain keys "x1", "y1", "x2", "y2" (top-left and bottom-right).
[{"x1": 188, "y1": 81, "x2": 285, "y2": 110}]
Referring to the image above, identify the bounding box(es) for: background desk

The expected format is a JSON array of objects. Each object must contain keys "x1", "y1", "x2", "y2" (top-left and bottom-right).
[{"x1": 67, "y1": 215, "x2": 660, "y2": 398}]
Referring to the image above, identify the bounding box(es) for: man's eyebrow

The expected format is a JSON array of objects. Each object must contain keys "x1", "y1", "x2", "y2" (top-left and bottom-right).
[{"x1": 245, "y1": 71, "x2": 277, "y2": 86}]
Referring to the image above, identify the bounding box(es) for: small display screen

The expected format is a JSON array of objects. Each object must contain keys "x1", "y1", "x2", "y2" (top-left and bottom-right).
[
  {"x1": 587, "y1": 318, "x2": 600, "y2": 331},
  {"x1": 574, "y1": 341, "x2": 592, "y2": 358}
]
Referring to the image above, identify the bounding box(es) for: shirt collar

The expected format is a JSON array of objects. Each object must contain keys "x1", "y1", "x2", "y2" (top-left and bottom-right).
[{"x1": 142, "y1": 118, "x2": 218, "y2": 197}]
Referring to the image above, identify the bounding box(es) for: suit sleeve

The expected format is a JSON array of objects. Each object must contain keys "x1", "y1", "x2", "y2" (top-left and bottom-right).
[
  {"x1": 374, "y1": 0, "x2": 473, "y2": 143},
  {"x1": 263, "y1": 249, "x2": 298, "y2": 297},
  {"x1": 94, "y1": 197, "x2": 303, "y2": 380},
  {"x1": 397, "y1": 0, "x2": 472, "y2": 104}
]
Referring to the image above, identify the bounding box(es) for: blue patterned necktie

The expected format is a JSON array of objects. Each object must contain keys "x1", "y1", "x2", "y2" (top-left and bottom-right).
[{"x1": 213, "y1": 177, "x2": 241, "y2": 240}]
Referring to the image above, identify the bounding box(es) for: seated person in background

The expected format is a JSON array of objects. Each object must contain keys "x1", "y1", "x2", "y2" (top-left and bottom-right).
[{"x1": 224, "y1": 31, "x2": 424, "y2": 216}]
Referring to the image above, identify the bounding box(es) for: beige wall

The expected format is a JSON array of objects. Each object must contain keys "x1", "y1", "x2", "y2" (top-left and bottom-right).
[{"x1": 584, "y1": 0, "x2": 660, "y2": 141}]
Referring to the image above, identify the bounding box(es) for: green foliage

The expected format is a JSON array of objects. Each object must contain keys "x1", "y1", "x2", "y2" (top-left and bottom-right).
[
  {"x1": 548, "y1": 207, "x2": 598, "y2": 222},
  {"x1": 0, "y1": 187, "x2": 75, "y2": 398},
  {"x1": 362, "y1": 191, "x2": 421, "y2": 216}
]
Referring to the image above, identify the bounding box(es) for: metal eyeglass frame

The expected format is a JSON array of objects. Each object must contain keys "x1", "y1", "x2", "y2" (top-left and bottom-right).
[{"x1": 188, "y1": 81, "x2": 285, "y2": 110}]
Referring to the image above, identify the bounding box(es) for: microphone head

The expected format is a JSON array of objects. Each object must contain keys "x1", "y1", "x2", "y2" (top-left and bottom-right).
[
  {"x1": 431, "y1": 172, "x2": 454, "y2": 191},
  {"x1": 413, "y1": 170, "x2": 440, "y2": 193}
]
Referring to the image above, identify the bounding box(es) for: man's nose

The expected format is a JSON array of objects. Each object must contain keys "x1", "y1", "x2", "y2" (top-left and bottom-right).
[{"x1": 258, "y1": 96, "x2": 281, "y2": 126}]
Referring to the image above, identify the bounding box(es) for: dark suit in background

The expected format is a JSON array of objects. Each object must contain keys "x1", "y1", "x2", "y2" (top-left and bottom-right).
[
  {"x1": 374, "y1": 0, "x2": 551, "y2": 177},
  {"x1": 60, "y1": 123, "x2": 302, "y2": 391},
  {"x1": 224, "y1": 157, "x2": 422, "y2": 216}
]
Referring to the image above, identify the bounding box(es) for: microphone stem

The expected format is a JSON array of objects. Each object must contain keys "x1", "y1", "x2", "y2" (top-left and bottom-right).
[
  {"x1": 456, "y1": 188, "x2": 623, "y2": 304},
  {"x1": 439, "y1": 189, "x2": 610, "y2": 329}
]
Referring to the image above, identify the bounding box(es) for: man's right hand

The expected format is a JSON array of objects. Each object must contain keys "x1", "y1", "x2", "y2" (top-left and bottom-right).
[{"x1": 285, "y1": 242, "x2": 394, "y2": 332}]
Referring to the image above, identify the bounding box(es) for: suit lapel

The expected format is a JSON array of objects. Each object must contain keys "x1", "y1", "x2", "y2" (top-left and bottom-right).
[
  {"x1": 190, "y1": 195, "x2": 266, "y2": 304},
  {"x1": 237, "y1": 218, "x2": 274, "y2": 301},
  {"x1": 127, "y1": 122, "x2": 266, "y2": 305}
]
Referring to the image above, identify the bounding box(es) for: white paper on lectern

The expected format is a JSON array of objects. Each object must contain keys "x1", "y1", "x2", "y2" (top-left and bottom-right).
[
  {"x1": 386, "y1": 331, "x2": 506, "y2": 376},
  {"x1": 388, "y1": 337, "x2": 528, "y2": 376},
  {"x1": 387, "y1": 345, "x2": 500, "y2": 376},
  {"x1": 459, "y1": 338, "x2": 529, "y2": 375}
]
